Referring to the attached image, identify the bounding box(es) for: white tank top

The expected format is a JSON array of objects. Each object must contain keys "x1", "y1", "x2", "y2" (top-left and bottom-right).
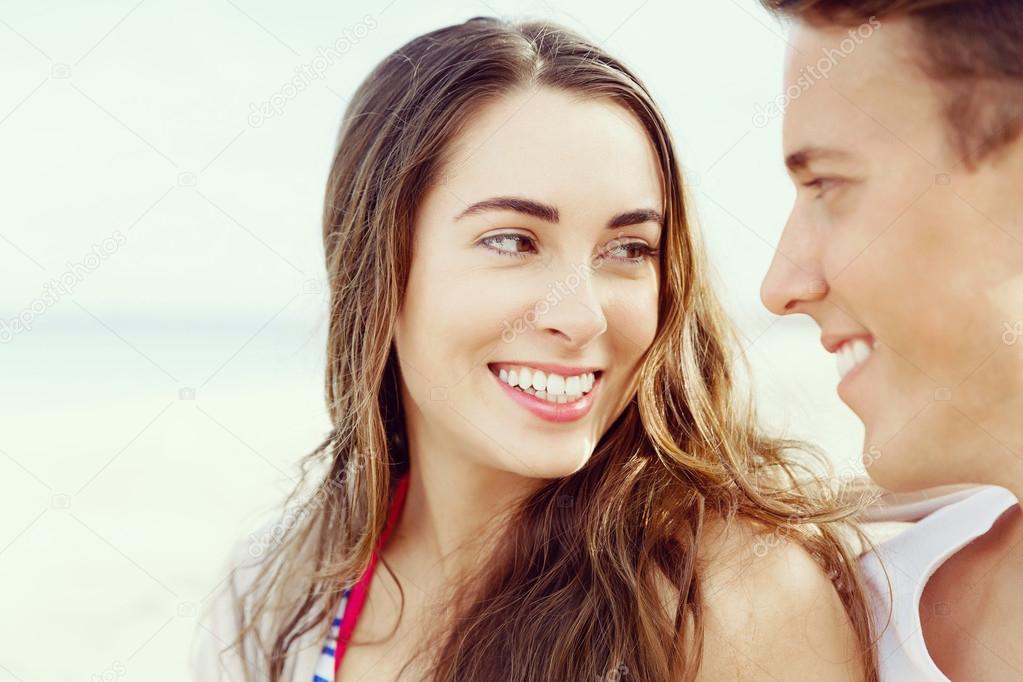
[{"x1": 858, "y1": 484, "x2": 1020, "y2": 681}]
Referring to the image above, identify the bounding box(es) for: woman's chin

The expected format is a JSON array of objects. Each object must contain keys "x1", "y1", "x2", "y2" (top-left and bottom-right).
[{"x1": 491, "y1": 444, "x2": 592, "y2": 481}]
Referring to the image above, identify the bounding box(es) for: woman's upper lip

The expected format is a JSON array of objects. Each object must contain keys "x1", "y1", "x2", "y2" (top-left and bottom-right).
[
  {"x1": 488, "y1": 361, "x2": 604, "y2": 375},
  {"x1": 820, "y1": 333, "x2": 875, "y2": 354}
]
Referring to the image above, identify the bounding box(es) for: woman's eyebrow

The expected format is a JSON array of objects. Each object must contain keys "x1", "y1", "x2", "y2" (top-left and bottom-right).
[
  {"x1": 455, "y1": 196, "x2": 663, "y2": 229},
  {"x1": 607, "y1": 209, "x2": 663, "y2": 230}
]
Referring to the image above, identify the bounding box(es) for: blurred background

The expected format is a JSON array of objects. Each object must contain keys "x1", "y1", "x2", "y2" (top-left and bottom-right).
[{"x1": 0, "y1": 1, "x2": 864, "y2": 679}]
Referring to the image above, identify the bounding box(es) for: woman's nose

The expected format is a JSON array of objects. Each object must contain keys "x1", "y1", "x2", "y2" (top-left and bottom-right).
[{"x1": 535, "y1": 264, "x2": 609, "y2": 347}]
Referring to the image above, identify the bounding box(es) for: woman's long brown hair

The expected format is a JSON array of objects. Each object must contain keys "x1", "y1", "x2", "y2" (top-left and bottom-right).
[{"x1": 224, "y1": 16, "x2": 880, "y2": 681}]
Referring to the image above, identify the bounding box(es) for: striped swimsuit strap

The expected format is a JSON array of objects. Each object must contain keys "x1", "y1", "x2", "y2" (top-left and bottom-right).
[
  {"x1": 312, "y1": 472, "x2": 411, "y2": 681},
  {"x1": 311, "y1": 589, "x2": 351, "y2": 682}
]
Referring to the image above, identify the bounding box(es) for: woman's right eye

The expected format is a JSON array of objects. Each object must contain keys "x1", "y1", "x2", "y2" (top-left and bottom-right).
[{"x1": 479, "y1": 233, "x2": 537, "y2": 259}]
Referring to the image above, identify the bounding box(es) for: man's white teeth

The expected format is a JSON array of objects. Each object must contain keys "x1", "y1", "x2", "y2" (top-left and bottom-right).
[
  {"x1": 496, "y1": 366, "x2": 596, "y2": 403},
  {"x1": 837, "y1": 339, "x2": 874, "y2": 379}
]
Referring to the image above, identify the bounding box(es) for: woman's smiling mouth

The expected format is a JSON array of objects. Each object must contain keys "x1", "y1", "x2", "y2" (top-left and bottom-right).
[{"x1": 487, "y1": 362, "x2": 603, "y2": 423}]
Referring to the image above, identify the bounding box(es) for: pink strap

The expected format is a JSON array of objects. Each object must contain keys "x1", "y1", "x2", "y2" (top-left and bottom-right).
[{"x1": 334, "y1": 473, "x2": 410, "y2": 675}]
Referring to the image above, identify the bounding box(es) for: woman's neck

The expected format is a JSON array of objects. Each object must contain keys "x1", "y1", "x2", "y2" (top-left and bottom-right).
[{"x1": 387, "y1": 448, "x2": 540, "y2": 587}]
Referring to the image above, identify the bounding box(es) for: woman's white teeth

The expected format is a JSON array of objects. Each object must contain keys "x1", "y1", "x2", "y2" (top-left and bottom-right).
[
  {"x1": 837, "y1": 339, "x2": 874, "y2": 380},
  {"x1": 496, "y1": 366, "x2": 596, "y2": 402}
]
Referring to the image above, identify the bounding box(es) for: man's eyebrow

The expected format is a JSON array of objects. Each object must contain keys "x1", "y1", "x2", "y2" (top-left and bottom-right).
[
  {"x1": 454, "y1": 196, "x2": 663, "y2": 229},
  {"x1": 784, "y1": 147, "x2": 852, "y2": 173}
]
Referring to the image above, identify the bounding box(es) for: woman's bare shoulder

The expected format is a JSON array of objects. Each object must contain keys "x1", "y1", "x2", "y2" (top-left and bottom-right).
[{"x1": 693, "y1": 515, "x2": 864, "y2": 681}]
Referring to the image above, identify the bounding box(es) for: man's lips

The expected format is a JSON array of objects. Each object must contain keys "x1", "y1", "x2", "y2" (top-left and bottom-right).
[{"x1": 821, "y1": 333, "x2": 876, "y2": 354}]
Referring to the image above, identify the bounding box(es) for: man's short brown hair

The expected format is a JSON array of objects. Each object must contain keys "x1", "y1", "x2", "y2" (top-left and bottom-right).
[{"x1": 760, "y1": 0, "x2": 1023, "y2": 169}]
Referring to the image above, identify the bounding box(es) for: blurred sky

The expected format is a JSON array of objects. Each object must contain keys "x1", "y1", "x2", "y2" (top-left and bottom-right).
[{"x1": 0, "y1": 1, "x2": 864, "y2": 679}]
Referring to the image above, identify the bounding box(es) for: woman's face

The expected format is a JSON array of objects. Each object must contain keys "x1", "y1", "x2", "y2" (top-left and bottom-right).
[{"x1": 393, "y1": 86, "x2": 663, "y2": 480}]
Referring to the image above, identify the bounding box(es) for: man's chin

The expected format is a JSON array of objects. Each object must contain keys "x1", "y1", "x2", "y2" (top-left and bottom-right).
[{"x1": 861, "y1": 421, "x2": 957, "y2": 493}]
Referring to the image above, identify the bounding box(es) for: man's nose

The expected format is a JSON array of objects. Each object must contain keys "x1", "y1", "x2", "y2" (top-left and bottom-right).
[{"x1": 760, "y1": 238, "x2": 827, "y2": 315}]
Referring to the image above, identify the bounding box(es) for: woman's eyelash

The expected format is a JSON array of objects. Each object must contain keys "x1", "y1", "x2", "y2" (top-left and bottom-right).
[
  {"x1": 479, "y1": 234, "x2": 659, "y2": 263},
  {"x1": 601, "y1": 241, "x2": 660, "y2": 263}
]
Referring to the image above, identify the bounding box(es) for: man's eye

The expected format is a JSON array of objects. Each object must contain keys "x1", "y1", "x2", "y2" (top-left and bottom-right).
[
  {"x1": 480, "y1": 234, "x2": 536, "y2": 258},
  {"x1": 802, "y1": 177, "x2": 842, "y2": 198}
]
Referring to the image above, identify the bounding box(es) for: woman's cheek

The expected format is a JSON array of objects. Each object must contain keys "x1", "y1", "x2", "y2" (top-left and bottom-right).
[{"x1": 607, "y1": 279, "x2": 659, "y2": 349}]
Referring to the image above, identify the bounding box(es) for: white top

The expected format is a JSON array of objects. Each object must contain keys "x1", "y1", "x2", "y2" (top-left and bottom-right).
[
  {"x1": 858, "y1": 484, "x2": 1020, "y2": 681},
  {"x1": 189, "y1": 517, "x2": 332, "y2": 681}
]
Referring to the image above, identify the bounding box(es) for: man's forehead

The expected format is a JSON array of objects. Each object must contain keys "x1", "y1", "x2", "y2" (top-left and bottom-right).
[
  {"x1": 780, "y1": 19, "x2": 941, "y2": 162},
  {"x1": 783, "y1": 20, "x2": 902, "y2": 90}
]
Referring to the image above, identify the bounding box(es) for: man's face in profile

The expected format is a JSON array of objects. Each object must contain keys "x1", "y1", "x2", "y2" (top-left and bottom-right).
[{"x1": 760, "y1": 16, "x2": 1023, "y2": 492}]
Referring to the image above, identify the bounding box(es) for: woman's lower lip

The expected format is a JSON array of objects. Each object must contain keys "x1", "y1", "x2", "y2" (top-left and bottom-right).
[{"x1": 490, "y1": 370, "x2": 599, "y2": 423}]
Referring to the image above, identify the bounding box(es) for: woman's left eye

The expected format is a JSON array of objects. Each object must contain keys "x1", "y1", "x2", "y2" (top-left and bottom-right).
[{"x1": 601, "y1": 240, "x2": 660, "y2": 263}]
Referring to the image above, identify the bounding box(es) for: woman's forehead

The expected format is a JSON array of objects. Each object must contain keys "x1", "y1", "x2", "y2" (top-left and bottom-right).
[{"x1": 434, "y1": 88, "x2": 664, "y2": 219}]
